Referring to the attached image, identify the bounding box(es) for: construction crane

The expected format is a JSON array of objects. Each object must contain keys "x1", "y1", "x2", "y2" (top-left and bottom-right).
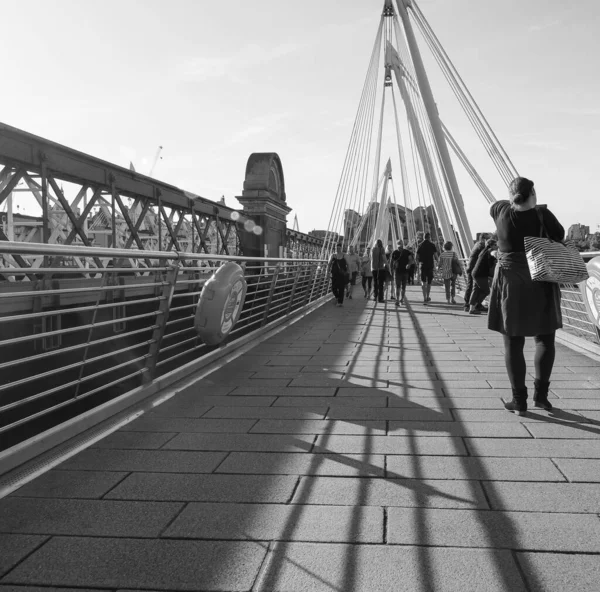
[
  {"x1": 148, "y1": 146, "x2": 163, "y2": 178},
  {"x1": 292, "y1": 213, "x2": 300, "y2": 232}
]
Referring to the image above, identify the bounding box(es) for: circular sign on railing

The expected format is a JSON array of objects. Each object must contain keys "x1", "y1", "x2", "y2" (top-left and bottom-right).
[
  {"x1": 194, "y1": 261, "x2": 247, "y2": 345},
  {"x1": 580, "y1": 256, "x2": 600, "y2": 333}
]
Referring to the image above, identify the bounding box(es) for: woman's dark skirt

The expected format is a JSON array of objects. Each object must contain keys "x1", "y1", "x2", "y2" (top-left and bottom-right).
[{"x1": 488, "y1": 251, "x2": 562, "y2": 337}]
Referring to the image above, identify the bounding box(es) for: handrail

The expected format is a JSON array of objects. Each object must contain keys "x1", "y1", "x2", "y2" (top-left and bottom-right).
[{"x1": 0, "y1": 241, "x2": 331, "y2": 456}]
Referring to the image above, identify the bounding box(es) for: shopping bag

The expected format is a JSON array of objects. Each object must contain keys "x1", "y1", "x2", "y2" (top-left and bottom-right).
[{"x1": 524, "y1": 209, "x2": 589, "y2": 284}]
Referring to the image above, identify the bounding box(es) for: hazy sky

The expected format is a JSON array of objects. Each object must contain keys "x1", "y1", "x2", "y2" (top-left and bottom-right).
[{"x1": 2, "y1": 0, "x2": 598, "y2": 238}]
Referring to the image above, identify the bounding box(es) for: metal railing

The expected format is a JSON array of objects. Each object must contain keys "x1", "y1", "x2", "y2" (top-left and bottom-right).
[
  {"x1": 453, "y1": 258, "x2": 600, "y2": 345},
  {"x1": 0, "y1": 242, "x2": 331, "y2": 451}
]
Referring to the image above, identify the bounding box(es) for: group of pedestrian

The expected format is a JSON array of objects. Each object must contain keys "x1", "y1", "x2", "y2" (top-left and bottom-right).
[{"x1": 328, "y1": 175, "x2": 565, "y2": 417}]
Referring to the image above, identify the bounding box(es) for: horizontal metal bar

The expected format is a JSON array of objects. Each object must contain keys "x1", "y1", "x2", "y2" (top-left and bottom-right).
[
  {"x1": 0, "y1": 296, "x2": 164, "y2": 324},
  {"x1": 0, "y1": 282, "x2": 168, "y2": 300},
  {"x1": 157, "y1": 335, "x2": 199, "y2": 356},
  {"x1": 0, "y1": 325, "x2": 158, "y2": 371},
  {"x1": 0, "y1": 311, "x2": 161, "y2": 347}
]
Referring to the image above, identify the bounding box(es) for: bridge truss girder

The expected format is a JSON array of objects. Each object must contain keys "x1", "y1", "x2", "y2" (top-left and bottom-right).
[{"x1": 0, "y1": 122, "x2": 242, "y2": 270}]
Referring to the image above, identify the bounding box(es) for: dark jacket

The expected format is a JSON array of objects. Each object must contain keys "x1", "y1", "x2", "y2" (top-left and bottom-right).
[
  {"x1": 472, "y1": 247, "x2": 496, "y2": 278},
  {"x1": 466, "y1": 241, "x2": 486, "y2": 274}
]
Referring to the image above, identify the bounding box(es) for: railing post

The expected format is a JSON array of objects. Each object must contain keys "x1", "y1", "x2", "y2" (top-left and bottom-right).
[
  {"x1": 261, "y1": 264, "x2": 280, "y2": 327},
  {"x1": 287, "y1": 264, "x2": 304, "y2": 314},
  {"x1": 304, "y1": 264, "x2": 318, "y2": 305},
  {"x1": 143, "y1": 261, "x2": 180, "y2": 383}
]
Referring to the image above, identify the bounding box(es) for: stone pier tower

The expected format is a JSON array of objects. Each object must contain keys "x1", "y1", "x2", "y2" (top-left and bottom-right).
[{"x1": 236, "y1": 153, "x2": 291, "y2": 259}]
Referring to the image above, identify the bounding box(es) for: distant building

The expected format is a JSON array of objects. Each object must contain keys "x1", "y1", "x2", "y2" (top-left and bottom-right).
[{"x1": 567, "y1": 224, "x2": 590, "y2": 241}]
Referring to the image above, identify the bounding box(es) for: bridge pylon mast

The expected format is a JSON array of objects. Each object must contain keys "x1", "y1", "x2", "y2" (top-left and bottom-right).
[{"x1": 394, "y1": 0, "x2": 473, "y2": 253}]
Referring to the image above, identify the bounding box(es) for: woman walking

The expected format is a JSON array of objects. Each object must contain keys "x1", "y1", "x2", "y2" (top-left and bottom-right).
[
  {"x1": 488, "y1": 177, "x2": 565, "y2": 415},
  {"x1": 438, "y1": 241, "x2": 462, "y2": 304},
  {"x1": 360, "y1": 247, "x2": 373, "y2": 299},
  {"x1": 328, "y1": 243, "x2": 349, "y2": 307},
  {"x1": 371, "y1": 239, "x2": 387, "y2": 303}
]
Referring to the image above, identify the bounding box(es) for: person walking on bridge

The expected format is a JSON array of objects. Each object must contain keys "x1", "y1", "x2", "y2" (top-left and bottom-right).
[
  {"x1": 328, "y1": 243, "x2": 349, "y2": 307},
  {"x1": 345, "y1": 245, "x2": 361, "y2": 300},
  {"x1": 360, "y1": 247, "x2": 373, "y2": 299},
  {"x1": 416, "y1": 232, "x2": 439, "y2": 305},
  {"x1": 488, "y1": 177, "x2": 565, "y2": 415},
  {"x1": 438, "y1": 241, "x2": 462, "y2": 304},
  {"x1": 391, "y1": 243, "x2": 414, "y2": 305},
  {"x1": 371, "y1": 239, "x2": 387, "y2": 303},
  {"x1": 464, "y1": 233, "x2": 489, "y2": 311}
]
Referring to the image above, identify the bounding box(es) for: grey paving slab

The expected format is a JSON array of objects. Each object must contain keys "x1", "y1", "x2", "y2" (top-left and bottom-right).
[
  {"x1": 0, "y1": 498, "x2": 182, "y2": 537},
  {"x1": 388, "y1": 421, "x2": 531, "y2": 438},
  {"x1": 292, "y1": 476, "x2": 488, "y2": 508},
  {"x1": 250, "y1": 419, "x2": 386, "y2": 435},
  {"x1": 229, "y1": 386, "x2": 337, "y2": 396},
  {"x1": 123, "y1": 417, "x2": 256, "y2": 433},
  {"x1": 442, "y1": 387, "x2": 513, "y2": 397},
  {"x1": 392, "y1": 397, "x2": 511, "y2": 409},
  {"x1": 9, "y1": 470, "x2": 128, "y2": 499},
  {"x1": 162, "y1": 433, "x2": 315, "y2": 452},
  {"x1": 516, "y1": 552, "x2": 600, "y2": 592},
  {"x1": 0, "y1": 586, "x2": 102, "y2": 592},
  {"x1": 264, "y1": 356, "x2": 313, "y2": 365},
  {"x1": 289, "y1": 375, "x2": 390, "y2": 388},
  {"x1": 255, "y1": 542, "x2": 526, "y2": 592},
  {"x1": 272, "y1": 395, "x2": 388, "y2": 407},
  {"x1": 175, "y1": 385, "x2": 236, "y2": 397},
  {"x1": 105, "y1": 473, "x2": 298, "y2": 502},
  {"x1": 482, "y1": 481, "x2": 600, "y2": 513},
  {"x1": 524, "y1": 422, "x2": 600, "y2": 438},
  {"x1": 553, "y1": 458, "x2": 600, "y2": 482},
  {"x1": 550, "y1": 388, "x2": 600, "y2": 399},
  {"x1": 312, "y1": 435, "x2": 467, "y2": 455},
  {"x1": 385, "y1": 456, "x2": 565, "y2": 481},
  {"x1": 195, "y1": 377, "x2": 291, "y2": 387},
  {"x1": 465, "y1": 437, "x2": 600, "y2": 458},
  {"x1": 163, "y1": 502, "x2": 384, "y2": 543},
  {"x1": 169, "y1": 395, "x2": 277, "y2": 407},
  {"x1": 142, "y1": 402, "x2": 212, "y2": 418},
  {"x1": 216, "y1": 452, "x2": 385, "y2": 477},
  {"x1": 90, "y1": 431, "x2": 176, "y2": 449},
  {"x1": 2, "y1": 537, "x2": 266, "y2": 591},
  {"x1": 387, "y1": 507, "x2": 600, "y2": 551},
  {"x1": 0, "y1": 535, "x2": 48, "y2": 578},
  {"x1": 57, "y1": 449, "x2": 228, "y2": 473},
  {"x1": 327, "y1": 407, "x2": 453, "y2": 421},
  {"x1": 202, "y1": 406, "x2": 328, "y2": 419}
]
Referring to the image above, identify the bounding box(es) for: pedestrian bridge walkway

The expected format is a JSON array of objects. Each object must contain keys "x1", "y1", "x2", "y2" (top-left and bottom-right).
[{"x1": 1, "y1": 284, "x2": 600, "y2": 592}]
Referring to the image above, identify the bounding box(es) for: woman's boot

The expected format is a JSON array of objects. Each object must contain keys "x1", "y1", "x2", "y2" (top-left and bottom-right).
[
  {"x1": 533, "y1": 379, "x2": 553, "y2": 411},
  {"x1": 504, "y1": 387, "x2": 528, "y2": 416}
]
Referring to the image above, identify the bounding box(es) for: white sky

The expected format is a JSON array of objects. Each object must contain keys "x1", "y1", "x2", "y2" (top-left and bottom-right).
[{"x1": 2, "y1": 0, "x2": 599, "y2": 238}]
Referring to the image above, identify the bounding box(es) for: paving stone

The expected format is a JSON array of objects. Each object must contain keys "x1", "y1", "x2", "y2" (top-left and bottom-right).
[
  {"x1": 142, "y1": 402, "x2": 212, "y2": 418},
  {"x1": 230, "y1": 386, "x2": 337, "y2": 397},
  {"x1": 524, "y1": 423, "x2": 600, "y2": 439},
  {"x1": 256, "y1": 542, "x2": 526, "y2": 592},
  {"x1": 162, "y1": 433, "x2": 315, "y2": 452},
  {"x1": 391, "y1": 397, "x2": 509, "y2": 409},
  {"x1": 465, "y1": 437, "x2": 600, "y2": 458},
  {"x1": 289, "y1": 375, "x2": 389, "y2": 388},
  {"x1": 202, "y1": 406, "x2": 327, "y2": 419},
  {"x1": 553, "y1": 459, "x2": 600, "y2": 482},
  {"x1": 0, "y1": 498, "x2": 182, "y2": 537},
  {"x1": 550, "y1": 389, "x2": 600, "y2": 399},
  {"x1": 0, "y1": 586, "x2": 102, "y2": 592},
  {"x1": 2, "y1": 537, "x2": 266, "y2": 591},
  {"x1": 9, "y1": 470, "x2": 128, "y2": 499},
  {"x1": 516, "y1": 552, "x2": 600, "y2": 592},
  {"x1": 105, "y1": 473, "x2": 298, "y2": 503},
  {"x1": 452, "y1": 410, "x2": 540, "y2": 422},
  {"x1": 273, "y1": 395, "x2": 388, "y2": 407},
  {"x1": 195, "y1": 377, "x2": 291, "y2": 387},
  {"x1": 388, "y1": 421, "x2": 530, "y2": 438},
  {"x1": 327, "y1": 407, "x2": 453, "y2": 421},
  {"x1": 171, "y1": 395, "x2": 277, "y2": 407},
  {"x1": 386, "y1": 456, "x2": 565, "y2": 481},
  {"x1": 0, "y1": 535, "x2": 48, "y2": 578},
  {"x1": 387, "y1": 507, "x2": 600, "y2": 551},
  {"x1": 124, "y1": 417, "x2": 256, "y2": 433},
  {"x1": 443, "y1": 387, "x2": 513, "y2": 397},
  {"x1": 217, "y1": 452, "x2": 385, "y2": 477},
  {"x1": 57, "y1": 449, "x2": 227, "y2": 473},
  {"x1": 482, "y1": 481, "x2": 600, "y2": 513},
  {"x1": 163, "y1": 502, "x2": 384, "y2": 543},
  {"x1": 292, "y1": 476, "x2": 488, "y2": 508},
  {"x1": 174, "y1": 385, "x2": 235, "y2": 398},
  {"x1": 250, "y1": 419, "x2": 386, "y2": 435},
  {"x1": 91, "y1": 431, "x2": 176, "y2": 449},
  {"x1": 265, "y1": 356, "x2": 313, "y2": 365},
  {"x1": 313, "y1": 435, "x2": 467, "y2": 455}
]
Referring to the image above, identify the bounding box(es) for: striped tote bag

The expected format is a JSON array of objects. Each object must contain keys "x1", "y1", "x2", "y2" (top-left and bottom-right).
[{"x1": 524, "y1": 209, "x2": 589, "y2": 284}]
